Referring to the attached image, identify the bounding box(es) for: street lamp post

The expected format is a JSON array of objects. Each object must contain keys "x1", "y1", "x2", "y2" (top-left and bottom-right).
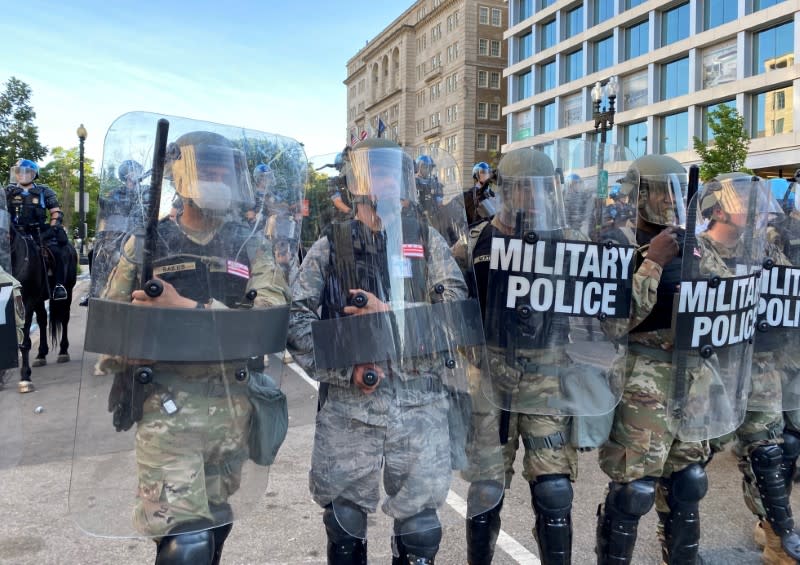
[
  {"x1": 590, "y1": 77, "x2": 618, "y2": 237},
  {"x1": 76, "y1": 124, "x2": 88, "y2": 265}
]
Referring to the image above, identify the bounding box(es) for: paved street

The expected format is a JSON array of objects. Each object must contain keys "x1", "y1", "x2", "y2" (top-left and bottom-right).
[{"x1": 0, "y1": 277, "x2": 786, "y2": 564}]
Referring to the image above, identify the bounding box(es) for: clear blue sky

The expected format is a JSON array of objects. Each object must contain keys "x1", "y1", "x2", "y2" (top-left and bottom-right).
[{"x1": 0, "y1": 0, "x2": 411, "y2": 167}]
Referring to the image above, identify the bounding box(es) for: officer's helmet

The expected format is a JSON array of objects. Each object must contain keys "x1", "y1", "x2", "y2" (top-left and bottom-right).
[
  {"x1": 345, "y1": 138, "x2": 416, "y2": 205},
  {"x1": 495, "y1": 147, "x2": 564, "y2": 232},
  {"x1": 626, "y1": 154, "x2": 687, "y2": 228},
  {"x1": 700, "y1": 172, "x2": 782, "y2": 226},
  {"x1": 415, "y1": 155, "x2": 435, "y2": 179},
  {"x1": 767, "y1": 177, "x2": 796, "y2": 216},
  {"x1": 10, "y1": 158, "x2": 39, "y2": 185},
  {"x1": 472, "y1": 161, "x2": 491, "y2": 181},
  {"x1": 165, "y1": 131, "x2": 252, "y2": 213},
  {"x1": 118, "y1": 160, "x2": 144, "y2": 183},
  {"x1": 253, "y1": 163, "x2": 275, "y2": 189}
]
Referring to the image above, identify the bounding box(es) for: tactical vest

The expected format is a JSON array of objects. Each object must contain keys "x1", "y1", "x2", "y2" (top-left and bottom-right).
[
  {"x1": 7, "y1": 185, "x2": 49, "y2": 230},
  {"x1": 630, "y1": 229, "x2": 681, "y2": 333},
  {"x1": 781, "y1": 218, "x2": 800, "y2": 265},
  {"x1": 477, "y1": 224, "x2": 570, "y2": 350},
  {"x1": 151, "y1": 219, "x2": 253, "y2": 307},
  {"x1": 321, "y1": 212, "x2": 429, "y2": 319}
]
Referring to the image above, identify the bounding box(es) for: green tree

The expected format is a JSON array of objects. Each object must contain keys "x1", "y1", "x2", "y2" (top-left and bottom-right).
[
  {"x1": 302, "y1": 164, "x2": 334, "y2": 249},
  {"x1": 38, "y1": 146, "x2": 101, "y2": 240},
  {"x1": 692, "y1": 104, "x2": 752, "y2": 181},
  {"x1": 0, "y1": 77, "x2": 48, "y2": 176}
]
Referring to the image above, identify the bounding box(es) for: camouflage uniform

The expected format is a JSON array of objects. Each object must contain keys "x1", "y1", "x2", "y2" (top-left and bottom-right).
[
  {"x1": 102, "y1": 228, "x2": 289, "y2": 536},
  {"x1": 287, "y1": 225, "x2": 466, "y2": 519},
  {"x1": 0, "y1": 267, "x2": 25, "y2": 345}
]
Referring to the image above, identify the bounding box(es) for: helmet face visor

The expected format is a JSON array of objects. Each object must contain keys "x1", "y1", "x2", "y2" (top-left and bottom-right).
[
  {"x1": 637, "y1": 173, "x2": 687, "y2": 228},
  {"x1": 171, "y1": 143, "x2": 252, "y2": 210},
  {"x1": 10, "y1": 165, "x2": 36, "y2": 185},
  {"x1": 496, "y1": 174, "x2": 565, "y2": 232},
  {"x1": 345, "y1": 147, "x2": 416, "y2": 204}
]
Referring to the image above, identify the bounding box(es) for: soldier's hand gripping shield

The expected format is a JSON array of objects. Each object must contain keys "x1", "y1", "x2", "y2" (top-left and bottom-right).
[
  {"x1": 71, "y1": 112, "x2": 304, "y2": 538},
  {"x1": 670, "y1": 173, "x2": 771, "y2": 440},
  {"x1": 481, "y1": 140, "x2": 637, "y2": 416},
  {"x1": 300, "y1": 139, "x2": 503, "y2": 539}
]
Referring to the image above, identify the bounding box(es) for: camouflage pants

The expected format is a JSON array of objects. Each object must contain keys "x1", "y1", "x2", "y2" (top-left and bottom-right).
[
  {"x1": 132, "y1": 376, "x2": 251, "y2": 537},
  {"x1": 599, "y1": 354, "x2": 710, "y2": 483},
  {"x1": 309, "y1": 393, "x2": 451, "y2": 522}
]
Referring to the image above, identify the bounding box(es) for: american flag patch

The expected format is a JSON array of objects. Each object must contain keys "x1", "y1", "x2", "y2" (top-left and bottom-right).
[
  {"x1": 227, "y1": 260, "x2": 250, "y2": 279},
  {"x1": 693, "y1": 247, "x2": 702, "y2": 258},
  {"x1": 402, "y1": 244, "x2": 425, "y2": 258}
]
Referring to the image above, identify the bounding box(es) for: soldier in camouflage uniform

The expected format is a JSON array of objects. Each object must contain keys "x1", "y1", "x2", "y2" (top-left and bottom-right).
[
  {"x1": 99, "y1": 130, "x2": 290, "y2": 564},
  {"x1": 460, "y1": 148, "x2": 580, "y2": 565},
  {"x1": 596, "y1": 155, "x2": 714, "y2": 565},
  {"x1": 287, "y1": 138, "x2": 468, "y2": 565}
]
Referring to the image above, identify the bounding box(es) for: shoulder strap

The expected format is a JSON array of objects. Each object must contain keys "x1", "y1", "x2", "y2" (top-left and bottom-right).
[{"x1": 466, "y1": 220, "x2": 490, "y2": 269}]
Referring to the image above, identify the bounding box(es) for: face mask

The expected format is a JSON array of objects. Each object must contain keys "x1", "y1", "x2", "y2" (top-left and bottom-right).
[{"x1": 191, "y1": 181, "x2": 232, "y2": 210}]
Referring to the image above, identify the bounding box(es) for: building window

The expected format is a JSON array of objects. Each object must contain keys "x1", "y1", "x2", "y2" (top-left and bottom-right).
[
  {"x1": 517, "y1": 32, "x2": 533, "y2": 63},
  {"x1": 479, "y1": 6, "x2": 489, "y2": 25},
  {"x1": 479, "y1": 38, "x2": 489, "y2": 56},
  {"x1": 430, "y1": 83, "x2": 441, "y2": 100},
  {"x1": 702, "y1": 40, "x2": 737, "y2": 88},
  {"x1": 562, "y1": 93, "x2": 583, "y2": 127},
  {"x1": 477, "y1": 102, "x2": 488, "y2": 119},
  {"x1": 592, "y1": 0, "x2": 614, "y2": 25},
  {"x1": 446, "y1": 72, "x2": 459, "y2": 93},
  {"x1": 753, "y1": 21, "x2": 795, "y2": 76},
  {"x1": 753, "y1": 85, "x2": 794, "y2": 138},
  {"x1": 704, "y1": 0, "x2": 737, "y2": 30},
  {"x1": 478, "y1": 70, "x2": 489, "y2": 88},
  {"x1": 516, "y1": 0, "x2": 533, "y2": 23},
  {"x1": 626, "y1": 0, "x2": 646, "y2": 7},
  {"x1": 490, "y1": 40, "x2": 501, "y2": 57},
  {"x1": 754, "y1": 0, "x2": 786, "y2": 9},
  {"x1": 661, "y1": 57, "x2": 690, "y2": 100},
  {"x1": 477, "y1": 133, "x2": 487, "y2": 150},
  {"x1": 539, "y1": 19, "x2": 556, "y2": 51},
  {"x1": 488, "y1": 134, "x2": 500, "y2": 151},
  {"x1": 702, "y1": 100, "x2": 734, "y2": 142},
  {"x1": 491, "y1": 8, "x2": 502, "y2": 26},
  {"x1": 517, "y1": 71, "x2": 532, "y2": 101},
  {"x1": 593, "y1": 35, "x2": 614, "y2": 72},
  {"x1": 661, "y1": 3, "x2": 690, "y2": 47},
  {"x1": 537, "y1": 102, "x2": 556, "y2": 134},
  {"x1": 430, "y1": 112, "x2": 441, "y2": 127},
  {"x1": 621, "y1": 70, "x2": 648, "y2": 111},
  {"x1": 489, "y1": 72, "x2": 501, "y2": 89},
  {"x1": 446, "y1": 135, "x2": 457, "y2": 153},
  {"x1": 512, "y1": 110, "x2": 532, "y2": 141},
  {"x1": 416, "y1": 120, "x2": 424, "y2": 135},
  {"x1": 539, "y1": 60, "x2": 556, "y2": 92},
  {"x1": 660, "y1": 111, "x2": 689, "y2": 153},
  {"x1": 447, "y1": 42, "x2": 459, "y2": 62},
  {"x1": 489, "y1": 103, "x2": 501, "y2": 120},
  {"x1": 417, "y1": 91, "x2": 425, "y2": 107},
  {"x1": 625, "y1": 20, "x2": 649, "y2": 60},
  {"x1": 623, "y1": 120, "x2": 648, "y2": 157},
  {"x1": 431, "y1": 23, "x2": 442, "y2": 41},
  {"x1": 566, "y1": 5, "x2": 583, "y2": 38},
  {"x1": 565, "y1": 49, "x2": 583, "y2": 82}
]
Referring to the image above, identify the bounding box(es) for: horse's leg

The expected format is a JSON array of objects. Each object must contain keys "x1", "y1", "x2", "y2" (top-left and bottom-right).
[
  {"x1": 18, "y1": 301, "x2": 33, "y2": 393},
  {"x1": 32, "y1": 301, "x2": 48, "y2": 367},
  {"x1": 56, "y1": 290, "x2": 71, "y2": 363}
]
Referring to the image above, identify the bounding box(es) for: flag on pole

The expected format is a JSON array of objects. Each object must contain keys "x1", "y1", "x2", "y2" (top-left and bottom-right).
[
  {"x1": 350, "y1": 130, "x2": 357, "y2": 146},
  {"x1": 377, "y1": 118, "x2": 386, "y2": 138},
  {"x1": 359, "y1": 130, "x2": 368, "y2": 141}
]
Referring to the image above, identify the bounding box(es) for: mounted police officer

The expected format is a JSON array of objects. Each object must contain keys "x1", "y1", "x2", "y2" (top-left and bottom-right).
[
  {"x1": 73, "y1": 113, "x2": 303, "y2": 565},
  {"x1": 6, "y1": 159, "x2": 69, "y2": 300},
  {"x1": 288, "y1": 137, "x2": 497, "y2": 564}
]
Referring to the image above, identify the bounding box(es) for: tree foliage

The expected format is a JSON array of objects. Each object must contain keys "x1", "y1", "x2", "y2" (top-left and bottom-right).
[
  {"x1": 0, "y1": 77, "x2": 48, "y2": 176},
  {"x1": 38, "y1": 147, "x2": 100, "y2": 239},
  {"x1": 692, "y1": 104, "x2": 751, "y2": 181},
  {"x1": 302, "y1": 165, "x2": 334, "y2": 249}
]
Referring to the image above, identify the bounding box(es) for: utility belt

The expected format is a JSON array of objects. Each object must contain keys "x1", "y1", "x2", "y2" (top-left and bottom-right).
[
  {"x1": 627, "y1": 342, "x2": 705, "y2": 368},
  {"x1": 152, "y1": 369, "x2": 251, "y2": 397},
  {"x1": 522, "y1": 430, "x2": 569, "y2": 451},
  {"x1": 739, "y1": 419, "x2": 784, "y2": 445}
]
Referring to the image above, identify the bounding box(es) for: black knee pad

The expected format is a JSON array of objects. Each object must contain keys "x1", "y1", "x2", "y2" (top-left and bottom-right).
[
  {"x1": 155, "y1": 529, "x2": 215, "y2": 565},
  {"x1": 752, "y1": 443, "x2": 784, "y2": 470},
  {"x1": 395, "y1": 509, "x2": 442, "y2": 560},
  {"x1": 531, "y1": 474, "x2": 573, "y2": 518},
  {"x1": 467, "y1": 480, "x2": 505, "y2": 516},
  {"x1": 669, "y1": 463, "x2": 708, "y2": 503},
  {"x1": 607, "y1": 478, "x2": 656, "y2": 517},
  {"x1": 784, "y1": 429, "x2": 800, "y2": 460},
  {"x1": 323, "y1": 500, "x2": 367, "y2": 543}
]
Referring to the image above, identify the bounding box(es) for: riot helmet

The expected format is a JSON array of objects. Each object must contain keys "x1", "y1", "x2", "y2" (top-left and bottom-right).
[
  {"x1": 626, "y1": 154, "x2": 687, "y2": 228},
  {"x1": 768, "y1": 177, "x2": 796, "y2": 216},
  {"x1": 415, "y1": 155, "x2": 435, "y2": 179},
  {"x1": 345, "y1": 138, "x2": 416, "y2": 206},
  {"x1": 494, "y1": 147, "x2": 565, "y2": 232},
  {"x1": 700, "y1": 173, "x2": 782, "y2": 230},
  {"x1": 118, "y1": 160, "x2": 144, "y2": 183},
  {"x1": 253, "y1": 163, "x2": 275, "y2": 188},
  {"x1": 10, "y1": 158, "x2": 39, "y2": 185},
  {"x1": 473, "y1": 161, "x2": 491, "y2": 182},
  {"x1": 165, "y1": 131, "x2": 252, "y2": 214}
]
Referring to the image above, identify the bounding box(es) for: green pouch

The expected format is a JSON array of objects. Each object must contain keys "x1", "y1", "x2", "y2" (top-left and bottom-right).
[{"x1": 247, "y1": 371, "x2": 288, "y2": 466}]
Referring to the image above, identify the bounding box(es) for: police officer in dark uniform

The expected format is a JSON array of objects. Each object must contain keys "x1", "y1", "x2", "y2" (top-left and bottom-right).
[
  {"x1": 6, "y1": 159, "x2": 69, "y2": 300},
  {"x1": 462, "y1": 162, "x2": 497, "y2": 226}
]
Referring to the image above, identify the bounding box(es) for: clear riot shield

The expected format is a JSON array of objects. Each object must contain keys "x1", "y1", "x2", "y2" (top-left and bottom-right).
[
  {"x1": 481, "y1": 139, "x2": 636, "y2": 416},
  {"x1": 300, "y1": 141, "x2": 502, "y2": 539},
  {"x1": 308, "y1": 150, "x2": 352, "y2": 236},
  {"x1": 71, "y1": 112, "x2": 305, "y2": 538},
  {"x1": 671, "y1": 174, "x2": 769, "y2": 440},
  {"x1": 0, "y1": 194, "x2": 11, "y2": 274},
  {"x1": 404, "y1": 146, "x2": 465, "y2": 245}
]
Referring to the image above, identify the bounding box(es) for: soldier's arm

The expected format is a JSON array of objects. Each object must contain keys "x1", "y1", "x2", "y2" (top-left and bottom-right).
[
  {"x1": 239, "y1": 235, "x2": 290, "y2": 309},
  {"x1": 102, "y1": 236, "x2": 139, "y2": 302},
  {"x1": 287, "y1": 237, "x2": 352, "y2": 387},
  {"x1": 427, "y1": 226, "x2": 468, "y2": 301},
  {"x1": 601, "y1": 252, "x2": 662, "y2": 341},
  {"x1": 42, "y1": 187, "x2": 62, "y2": 226}
]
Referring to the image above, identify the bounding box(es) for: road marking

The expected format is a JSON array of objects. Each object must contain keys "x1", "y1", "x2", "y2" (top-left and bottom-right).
[{"x1": 285, "y1": 358, "x2": 539, "y2": 564}]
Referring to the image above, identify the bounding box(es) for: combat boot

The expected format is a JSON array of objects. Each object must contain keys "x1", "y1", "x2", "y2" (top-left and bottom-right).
[
  {"x1": 751, "y1": 444, "x2": 800, "y2": 562},
  {"x1": 763, "y1": 521, "x2": 800, "y2": 565},
  {"x1": 755, "y1": 519, "x2": 767, "y2": 550}
]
